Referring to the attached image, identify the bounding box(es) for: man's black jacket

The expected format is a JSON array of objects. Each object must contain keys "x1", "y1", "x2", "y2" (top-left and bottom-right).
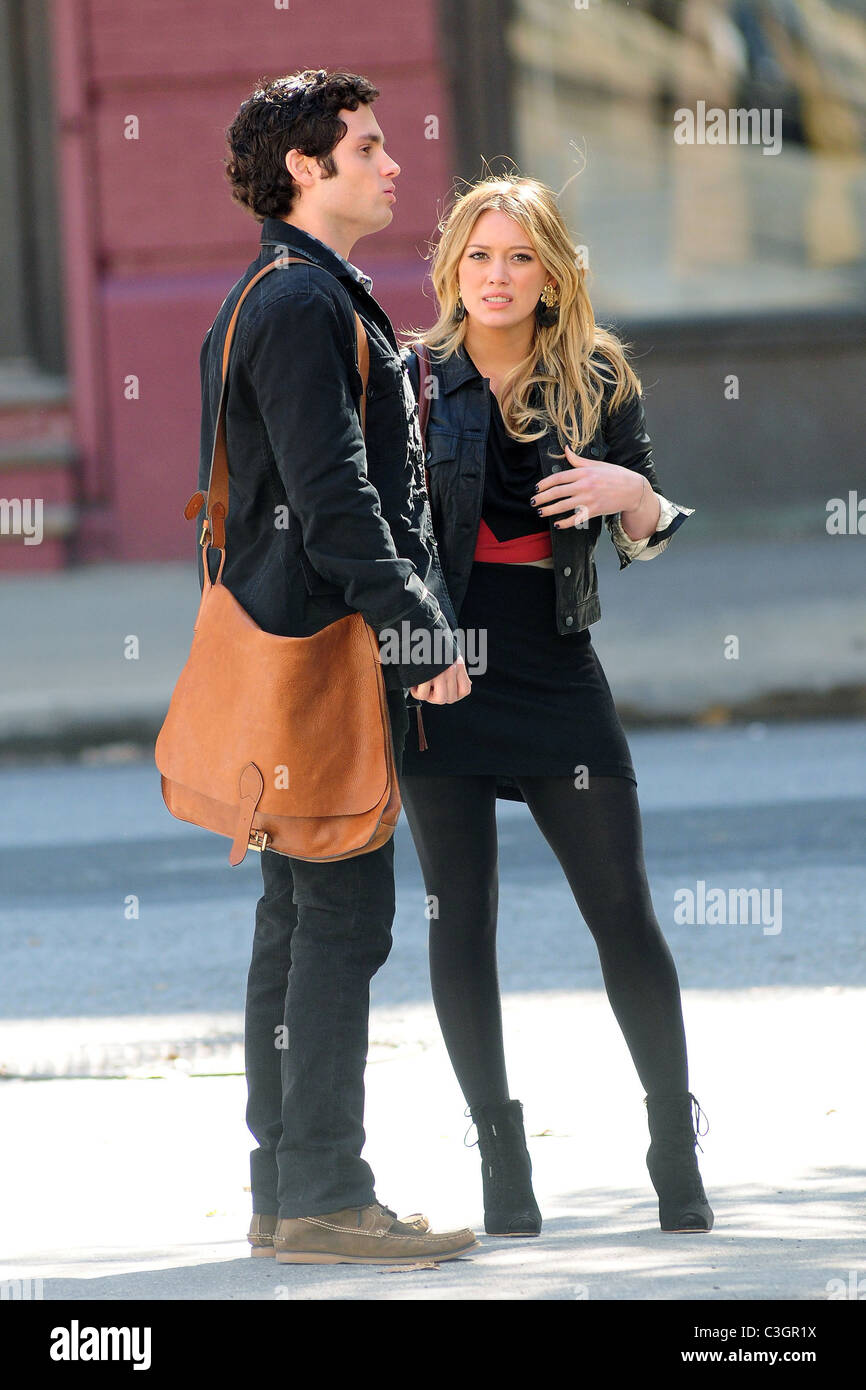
[{"x1": 196, "y1": 218, "x2": 460, "y2": 693}]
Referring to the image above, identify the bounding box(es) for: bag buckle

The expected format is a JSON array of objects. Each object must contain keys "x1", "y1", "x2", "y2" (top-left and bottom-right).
[{"x1": 248, "y1": 828, "x2": 270, "y2": 852}]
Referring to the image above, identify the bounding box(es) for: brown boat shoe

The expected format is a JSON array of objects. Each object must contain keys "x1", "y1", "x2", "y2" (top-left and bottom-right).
[
  {"x1": 270, "y1": 1202, "x2": 478, "y2": 1264},
  {"x1": 247, "y1": 1204, "x2": 431, "y2": 1257}
]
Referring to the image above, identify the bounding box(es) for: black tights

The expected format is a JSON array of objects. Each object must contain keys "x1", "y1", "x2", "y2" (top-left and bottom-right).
[{"x1": 399, "y1": 772, "x2": 689, "y2": 1109}]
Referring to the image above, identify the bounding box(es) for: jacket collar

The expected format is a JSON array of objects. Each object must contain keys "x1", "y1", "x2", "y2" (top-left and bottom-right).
[
  {"x1": 258, "y1": 217, "x2": 373, "y2": 294},
  {"x1": 430, "y1": 343, "x2": 484, "y2": 395},
  {"x1": 432, "y1": 344, "x2": 554, "y2": 421},
  {"x1": 430, "y1": 344, "x2": 545, "y2": 405}
]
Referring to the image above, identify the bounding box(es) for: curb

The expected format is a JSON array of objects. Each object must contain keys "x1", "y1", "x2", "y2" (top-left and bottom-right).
[{"x1": 2, "y1": 684, "x2": 865, "y2": 765}]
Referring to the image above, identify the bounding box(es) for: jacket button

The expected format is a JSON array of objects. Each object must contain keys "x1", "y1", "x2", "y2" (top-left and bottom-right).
[
  {"x1": 563, "y1": 565, "x2": 572, "y2": 576},
  {"x1": 565, "y1": 615, "x2": 574, "y2": 625},
  {"x1": 589, "y1": 445, "x2": 599, "y2": 456},
  {"x1": 550, "y1": 464, "x2": 562, "y2": 473}
]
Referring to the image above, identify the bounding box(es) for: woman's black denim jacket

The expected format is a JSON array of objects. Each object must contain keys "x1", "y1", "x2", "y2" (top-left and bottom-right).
[{"x1": 402, "y1": 344, "x2": 694, "y2": 637}]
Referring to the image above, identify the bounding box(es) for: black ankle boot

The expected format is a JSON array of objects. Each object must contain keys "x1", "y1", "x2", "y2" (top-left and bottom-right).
[
  {"x1": 468, "y1": 1099, "x2": 542, "y2": 1236},
  {"x1": 644, "y1": 1091, "x2": 714, "y2": 1232}
]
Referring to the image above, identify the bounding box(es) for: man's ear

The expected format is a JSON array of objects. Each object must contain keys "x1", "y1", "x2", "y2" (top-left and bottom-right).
[{"x1": 285, "y1": 148, "x2": 316, "y2": 188}]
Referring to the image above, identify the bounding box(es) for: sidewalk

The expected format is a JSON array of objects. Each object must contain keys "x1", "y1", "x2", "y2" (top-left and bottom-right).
[
  {"x1": 1, "y1": 530, "x2": 864, "y2": 756},
  {"x1": 1, "y1": 987, "x2": 863, "y2": 1300}
]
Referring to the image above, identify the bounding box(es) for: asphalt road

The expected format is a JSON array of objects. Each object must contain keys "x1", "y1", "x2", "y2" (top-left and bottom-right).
[{"x1": 1, "y1": 717, "x2": 863, "y2": 1049}]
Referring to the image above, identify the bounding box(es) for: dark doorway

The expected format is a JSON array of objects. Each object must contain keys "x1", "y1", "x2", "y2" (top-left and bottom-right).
[{"x1": 0, "y1": 0, "x2": 65, "y2": 376}]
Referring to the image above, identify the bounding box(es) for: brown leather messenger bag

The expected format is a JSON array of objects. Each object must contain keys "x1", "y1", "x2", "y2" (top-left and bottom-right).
[{"x1": 154, "y1": 255, "x2": 401, "y2": 866}]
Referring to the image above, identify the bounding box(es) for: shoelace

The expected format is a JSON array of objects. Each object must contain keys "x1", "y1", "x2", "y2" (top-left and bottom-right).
[
  {"x1": 644, "y1": 1091, "x2": 709, "y2": 1153},
  {"x1": 468, "y1": 1095, "x2": 710, "y2": 1152},
  {"x1": 463, "y1": 1105, "x2": 479, "y2": 1149},
  {"x1": 690, "y1": 1093, "x2": 709, "y2": 1153}
]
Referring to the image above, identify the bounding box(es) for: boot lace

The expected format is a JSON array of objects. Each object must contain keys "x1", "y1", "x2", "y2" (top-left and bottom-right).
[
  {"x1": 691, "y1": 1094, "x2": 709, "y2": 1152},
  {"x1": 644, "y1": 1091, "x2": 710, "y2": 1152},
  {"x1": 463, "y1": 1106, "x2": 479, "y2": 1149}
]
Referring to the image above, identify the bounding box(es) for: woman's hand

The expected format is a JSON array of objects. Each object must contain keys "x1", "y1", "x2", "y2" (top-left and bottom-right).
[
  {"x1": 410, "y1": 655, "x2": 472, "y2": 704},
  {"x1": 530, "y1": 444, "x2": 646, "y2": 528}
]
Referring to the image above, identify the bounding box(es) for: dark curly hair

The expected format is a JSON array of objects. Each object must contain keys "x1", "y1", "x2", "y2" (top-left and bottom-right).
[{"x1": 224, "y1": 69, "x2": 380, "y2": 221}]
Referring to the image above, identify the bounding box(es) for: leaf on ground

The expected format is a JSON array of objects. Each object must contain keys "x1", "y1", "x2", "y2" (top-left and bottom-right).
[{"x1": 378, "y1": 1261, "x2": 442, "y2": 1273}]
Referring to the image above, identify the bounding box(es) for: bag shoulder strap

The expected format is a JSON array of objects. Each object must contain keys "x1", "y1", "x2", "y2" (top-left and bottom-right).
[
  {"x1": 414, "y1": 340, "x2": 432, "y2": 448},
  {"x1": 185, "y1": 255, "x2": 370, "y2": 556},
  {"x1": 412, "y1": 340, "x2": 432, "y2": 501}
]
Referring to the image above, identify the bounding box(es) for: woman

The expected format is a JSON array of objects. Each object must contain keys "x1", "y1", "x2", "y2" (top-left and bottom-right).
[{"x1": 397, "y1": 175, "x2": 713, "y2": 1237}]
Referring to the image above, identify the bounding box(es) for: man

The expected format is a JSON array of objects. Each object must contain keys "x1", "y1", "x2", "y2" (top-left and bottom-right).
[{"x1": 197, "y1": 69, "x2": 474, "y2": 1263}]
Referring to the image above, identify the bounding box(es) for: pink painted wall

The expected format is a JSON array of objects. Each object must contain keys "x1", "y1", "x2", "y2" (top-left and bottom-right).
[{"x1": 52, "y1": 0, "x2": 456, "y2": 562}]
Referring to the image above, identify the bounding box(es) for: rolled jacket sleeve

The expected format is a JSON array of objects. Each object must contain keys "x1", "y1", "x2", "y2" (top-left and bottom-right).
[
  {"x1": 243, "y1": 287, "x2": 460, "y2": 688},
  {"x1": 601, "y1": 386, "x2": 694, "y2": 570}
]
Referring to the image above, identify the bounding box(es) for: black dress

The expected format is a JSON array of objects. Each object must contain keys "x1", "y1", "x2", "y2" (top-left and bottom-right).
[{"x1": 399, "y1": 392, "x2": 636, "y2": 803}]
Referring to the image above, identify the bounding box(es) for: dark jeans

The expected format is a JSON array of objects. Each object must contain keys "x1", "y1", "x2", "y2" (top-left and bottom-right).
[{"x1": 244, "y1": 687, "x2": 409, "y2": 1219}]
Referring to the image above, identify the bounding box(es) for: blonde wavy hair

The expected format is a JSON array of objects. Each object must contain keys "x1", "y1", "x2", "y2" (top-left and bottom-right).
[{"x1": 402, "y1": 174, "x2": 641, "y2": 453}]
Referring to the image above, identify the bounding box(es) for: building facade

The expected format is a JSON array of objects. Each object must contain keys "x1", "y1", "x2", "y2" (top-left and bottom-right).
[{"x1": 1, "y1": 0, "x2": 863, "y2": 572}]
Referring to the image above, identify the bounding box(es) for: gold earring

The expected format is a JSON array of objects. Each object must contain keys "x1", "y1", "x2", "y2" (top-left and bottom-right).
[{"x1": 540, "y1": 282, "x2": 559, "y2": 308}]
